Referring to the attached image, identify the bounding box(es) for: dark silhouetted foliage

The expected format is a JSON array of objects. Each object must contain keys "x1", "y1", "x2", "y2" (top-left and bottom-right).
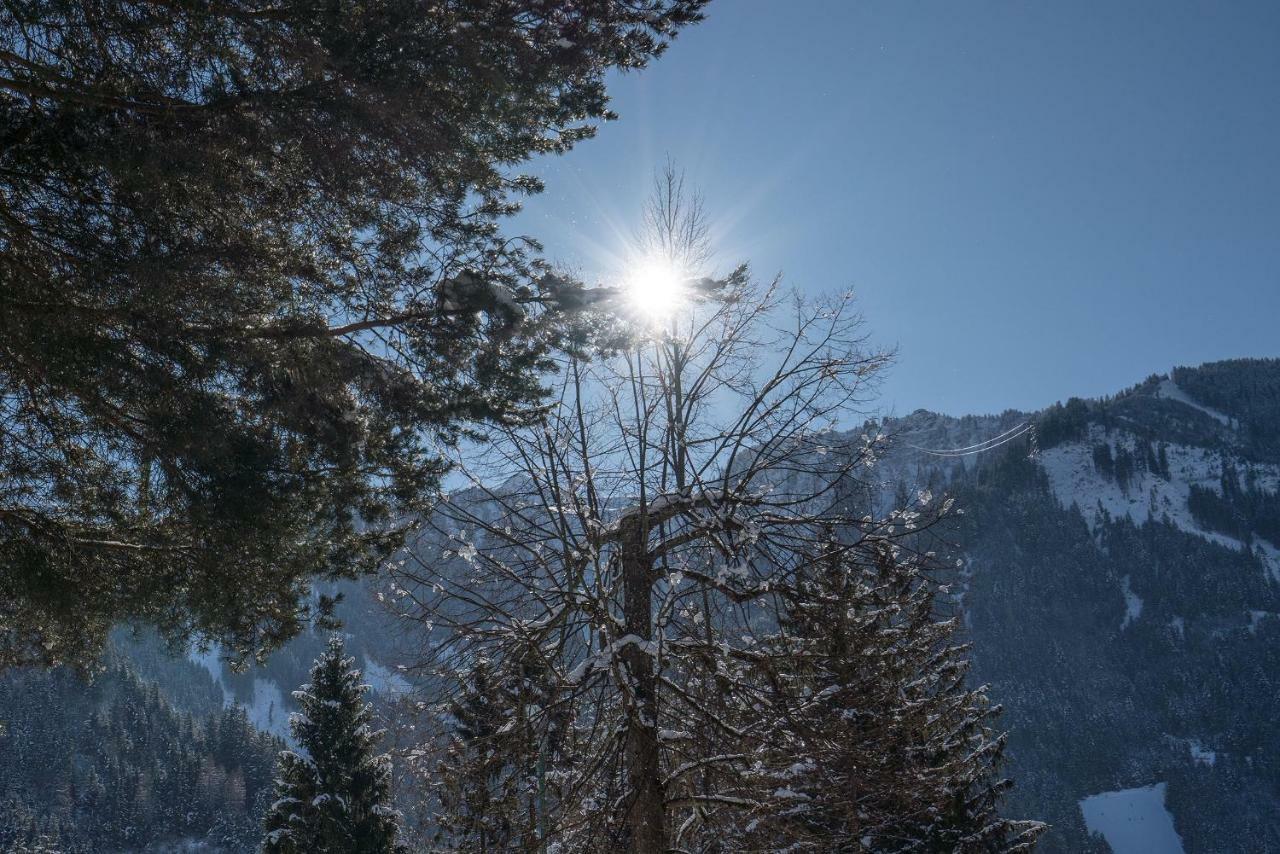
[{"x1": 0, "y1": 0, "x2": 707, "y2": 666}]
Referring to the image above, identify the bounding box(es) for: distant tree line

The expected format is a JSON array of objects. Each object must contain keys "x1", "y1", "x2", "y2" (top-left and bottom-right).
[
  {"x1": 0, "y1": 654, "x2": 280, "y2": 852},
  {"x1": 1187, "y1": 464, "x2": 1280, "y2": 547},
  {"x1": 1175, "y1": 359, "x2": 1280, "y2": 458}
]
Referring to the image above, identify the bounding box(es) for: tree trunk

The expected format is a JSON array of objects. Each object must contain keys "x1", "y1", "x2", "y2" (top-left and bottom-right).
[{"x1": 620, "y1": 524, "x2": 665, "y2": 854}]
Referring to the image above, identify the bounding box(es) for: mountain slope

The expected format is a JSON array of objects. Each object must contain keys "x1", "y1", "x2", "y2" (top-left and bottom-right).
[
  {"x1": 0, "y1": 650, "x2": 282, "y2": 852},
  {"x1": 865, "y1": 358, "x2": 1280, "y2": 852}
]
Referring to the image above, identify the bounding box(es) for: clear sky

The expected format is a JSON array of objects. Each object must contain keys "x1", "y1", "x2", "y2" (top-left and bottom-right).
[{"x1": 513, "y1": 0, "x2": 1280, "y2": 418}]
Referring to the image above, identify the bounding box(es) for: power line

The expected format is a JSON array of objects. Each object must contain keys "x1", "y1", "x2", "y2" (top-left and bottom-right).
[{"x1": 907, "y1": 422, "x2": 1033, "y2": 457}]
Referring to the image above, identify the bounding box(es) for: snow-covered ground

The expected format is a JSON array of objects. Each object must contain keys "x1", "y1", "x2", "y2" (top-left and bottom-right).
[
  {"x1": 1162, "y1": 734, "x2": 1220, "y2": 767},
  {"x1": 188, "y1": 642, "x2": 292, "y2": 743},
  {"x1": 1155, "y1": 378, "x2": 1234, "y2": 427},
  {"x1": 1246, "y1": 609, "x2": 1277, "y2": 633},
  {"x1": 1187, "y1": 740, "x2": 1217, "y2": 767},
  {"x1": 870, "y1": 391, "x2": 1280, "y2": 584},
  {"x1": 1038, "y1": 426, "x2": 1280, "y2": 582},
  {"x1": 1079, "y1": 783, "x2": 1185, "y2": 854},
  {"x1": 1257, "y1": 540, "x2": 1280, "y2": 582},
  {"x1": 246, "y1": 677, "x2": 290, "y2": 741},
  {"x1": 363, "y1": 654, "x2": 412, "y2": 696},
  {"x1": 1119, "y1": 575, "x2": 1143, "y2": 630},
  {"x1": 1043, "y1": 430, "x2": 1221, "y2": 535}
]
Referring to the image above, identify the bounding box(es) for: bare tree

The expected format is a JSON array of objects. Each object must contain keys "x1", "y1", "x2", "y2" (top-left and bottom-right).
[
  {"x1": 395, "y1": 172, "x2": 1037, "y2": 853},
  {"x1": 636, "y1": 159, "x2": 714, "y2": 273}
]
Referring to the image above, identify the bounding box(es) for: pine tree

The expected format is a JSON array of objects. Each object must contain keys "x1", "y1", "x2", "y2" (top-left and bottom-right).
[
  {"x1": 1092, "y1": 443, "x2": 1115, "y2": 478},
  {"x1": 1143, "y1": 440, "x2": 1161, "y2": 478},
  {"x1": 262, "y1": 636, "x2": 403, "y2": 853},
  {"x1": 1114, "y1": 446, "x2": 1134, "y2": 493},
  {"x1": 737, "y1": 538, "x2": 1044, "y2": 852},
  {"x1": 0, "y1": 0, "x2": 708, "y2": 668}
]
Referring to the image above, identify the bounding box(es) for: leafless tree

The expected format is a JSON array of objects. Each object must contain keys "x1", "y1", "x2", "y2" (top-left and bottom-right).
[{"x1": 393, "y1": 170, "x2": 1035, "y2": 853}]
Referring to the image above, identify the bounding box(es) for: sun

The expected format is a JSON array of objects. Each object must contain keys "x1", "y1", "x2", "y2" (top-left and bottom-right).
[{"x1": 625, "y1": 257, "x2": 686, "y2": 322}]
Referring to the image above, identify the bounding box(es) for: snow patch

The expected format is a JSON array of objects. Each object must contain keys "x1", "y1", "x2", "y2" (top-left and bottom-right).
[
  {"x1": 363, "y1": 655, "x2": 411, "y2": 696},
  {"x1": 187, "y1": 641, "x2": 293, "y2": 744},
  {"x1": 1119, "y1": 576, "x2": 1143, "y2": 630},
  {"x1": 1155, "y1": 378, "x2": 1233, "y2": 427},
  {"x1": 1079, "y1": 783, "x2": 1184, "y2": 854},
  {"x1": 1256, "y1": 539, "x2": 1280, "y2": 583},
  {"x1": 1038, "y1": 429, "x2": 1280, "y2": 578},
  {"x1": 1246, "y1": 610, "x2": 1276, "y2": 634},
  {"x1": 1187, "y1": 740, "x2": 1217, "y2": 767},
  {"x1": 246, "y1": 677, "x2": 291, "y2": 742}
]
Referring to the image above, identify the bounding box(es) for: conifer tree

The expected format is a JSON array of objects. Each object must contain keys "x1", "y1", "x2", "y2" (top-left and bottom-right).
[
  {"x1": 429, "y1": 641, "x2": 574, "y2": 853},
  {"x1": 1092, "y1": 443, "x2": 1115, "y2": 478},
  {"x1": 432, "y1": 660, "x2": 533, "y2": 852},
  {"x1": 736, "y1": 537, "x2": 1044, "y2": 852},
  {"x1": 262, "y1": 636, "x2": 402, "y2": 853},
  {"x1": 0, "y1": 0, "x2": 707, "y2": 668}
]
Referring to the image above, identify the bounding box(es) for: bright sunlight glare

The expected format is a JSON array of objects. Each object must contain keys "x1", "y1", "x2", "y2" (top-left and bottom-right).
[{"x1": 625, "y1": 257, "x2": 686, "y2": 322}]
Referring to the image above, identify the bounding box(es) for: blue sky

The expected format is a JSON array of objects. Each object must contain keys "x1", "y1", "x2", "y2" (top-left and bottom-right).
[{"x1": 514, "y1": 0, "x2": 1280, "y2": 418}]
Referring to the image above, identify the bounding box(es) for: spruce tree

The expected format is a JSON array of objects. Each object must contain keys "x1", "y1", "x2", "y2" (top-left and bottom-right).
[
  {"x1": 262, "y1": 636, "x2": 403, "y2": 853},
  {"x1": 738, "y1": 539, "x2": 1044, "y2": 852},
  {"x1": 431, "y1": 646, "x2": 570, "y2": 852},
  {"x1": 1092, "y1": 443, "x2": 1115, "y2": 478},
  {"x1": 433, "y1": 660, "x2": 529, "y2": 852}
]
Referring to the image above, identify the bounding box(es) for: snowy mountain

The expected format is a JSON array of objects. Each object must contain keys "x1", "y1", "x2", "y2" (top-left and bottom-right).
[{"x1": 857, "y1": 358, "x2": 1280, "y2": 853}]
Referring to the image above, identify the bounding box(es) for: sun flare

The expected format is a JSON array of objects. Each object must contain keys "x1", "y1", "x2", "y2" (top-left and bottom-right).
[{"x1": 625, "y1": 258, "x2": 686, "y2": 322}]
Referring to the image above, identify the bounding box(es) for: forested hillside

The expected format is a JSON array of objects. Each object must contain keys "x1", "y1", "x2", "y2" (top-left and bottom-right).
[
  {"x1": 0, "y1": 650, "x2": 281, "y2": 852},
  {"x1": 0, "y1": 590, "x2": 415, "y2": 852},
  {"x1": 956, "y1": 452, "x2": 1280, "y2": 851},
  {"x1": 875, "y1": 358, "x2": 1280, "y2": 852}
]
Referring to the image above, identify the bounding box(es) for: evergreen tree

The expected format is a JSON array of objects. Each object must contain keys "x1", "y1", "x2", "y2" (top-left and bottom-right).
[
  {"x1": 0, "y1": 0, "x2": 707, "y2": 668},
  {"x1": 1092, "y1": 443, "x2": 1115, "y2": 478},
  {"x1": 262, "y1": 636, "x2": 403, "y2": 853},
  {"x1": 1142, "y1": 440, "x2": 1161, "y2": 478},
  {"x1": 736, "y1": 538, "x2": 1044, "y2": 852},
  {"x1": 1114, "y1": 446, "x2": 1134, "y2": 492},
  {"x1": 0, "y1": 646, "x2": 279, "y2": 852},
  {"x1": 1036, "y1": 397, "x2": 1091, "y2": 450},
  {"x1": 432, "y1": 659, "x2": 539, "y2": 852}
]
